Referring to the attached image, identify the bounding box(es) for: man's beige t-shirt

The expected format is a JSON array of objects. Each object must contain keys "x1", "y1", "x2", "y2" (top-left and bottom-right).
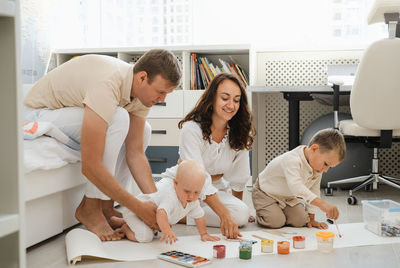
[{"x1": 24, "y1": 54, "x2": 149, "y2": 124}]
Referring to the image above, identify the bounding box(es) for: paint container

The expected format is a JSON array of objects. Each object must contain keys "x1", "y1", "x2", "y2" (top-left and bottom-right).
[
  {"x1": 239, "y1": 241, "x2": 252, "y2": 260},
  {"x1": 292, "y1": 236, "x2": 305, "y2": 249},
  {"x1": 213, "y1": 245, "x2": 226, "y2": 259},
  {"x1": 261, "y1": 239, "x2": 274, "y2": 253},
  {"x1": 315, "y1": 232, "x2": 334, "y2": 253},
  {"x1": 277, "y1": 241, "x2": 290, "y2": 254}
]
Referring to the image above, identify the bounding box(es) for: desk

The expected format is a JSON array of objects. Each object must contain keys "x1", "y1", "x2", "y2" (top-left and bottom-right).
[{"x1": 250, "y1": 84, "x2": 351, "y2": 150}]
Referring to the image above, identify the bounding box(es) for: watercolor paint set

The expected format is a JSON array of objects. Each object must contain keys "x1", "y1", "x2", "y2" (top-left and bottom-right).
[{"x1": 158, "y1": 250, "x2": 211, "y2": 267}]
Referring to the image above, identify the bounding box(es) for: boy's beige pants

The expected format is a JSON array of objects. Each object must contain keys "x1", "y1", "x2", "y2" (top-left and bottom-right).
[{"x1": 252, "y1": 179, "x2": 310, "y2": 228}]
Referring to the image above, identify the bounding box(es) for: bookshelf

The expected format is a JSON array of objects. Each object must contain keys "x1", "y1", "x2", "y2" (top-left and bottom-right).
[
  {"x1": 47, "y1": 45, "x2": 254, "y2": 179},
  {"x1": 0, "y1": 0, "x2": 25, "y2": 267}
]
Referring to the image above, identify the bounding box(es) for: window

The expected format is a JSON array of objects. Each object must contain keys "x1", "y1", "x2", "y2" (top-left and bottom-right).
[{"x1": 21, "y1": 0, "x2": 388, "y2": 83}]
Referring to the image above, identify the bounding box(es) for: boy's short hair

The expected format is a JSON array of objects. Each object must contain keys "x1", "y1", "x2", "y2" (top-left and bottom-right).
[
  {"x1": 308, "y1": 128, "x2": 346, "y2": 161},
  {"x1": 133, "y1": 49, "x2": 182, "y2": 88}
]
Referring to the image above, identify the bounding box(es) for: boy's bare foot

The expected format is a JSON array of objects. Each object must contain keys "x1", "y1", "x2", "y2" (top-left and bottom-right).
[
  {"x1": 121, "y1": 223, "x2": 138, "y2": 242},
  {"x1": 75, "y1": 196, "x2": 124, "y2": 241}
]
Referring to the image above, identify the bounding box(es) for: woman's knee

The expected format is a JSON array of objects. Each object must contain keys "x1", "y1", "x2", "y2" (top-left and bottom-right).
[{"x1": 232, "y1": 204, "x2": 250, "y2": 227}]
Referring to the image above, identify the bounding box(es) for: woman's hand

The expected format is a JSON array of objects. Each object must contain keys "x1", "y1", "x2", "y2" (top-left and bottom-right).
[
  {"x1": 200, "y1": 233, "x2": 221, "y2": 242},
  {"x1": 220, "y1": 214, "x2": 242, "y2": 239}
]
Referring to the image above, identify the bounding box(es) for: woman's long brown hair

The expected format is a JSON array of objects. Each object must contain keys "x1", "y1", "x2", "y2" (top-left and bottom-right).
[{"x1": 179, "y1": 73, "x2": 256, "y2": 150}]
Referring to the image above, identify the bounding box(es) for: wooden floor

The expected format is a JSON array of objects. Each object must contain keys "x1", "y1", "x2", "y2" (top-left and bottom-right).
[{"x1": 27, "y1": 184, "x2": 400, "y2": 268}]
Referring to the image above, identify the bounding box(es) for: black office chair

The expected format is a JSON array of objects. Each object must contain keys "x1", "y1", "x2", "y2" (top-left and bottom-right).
[{"x1": 324, "y1": 1, "x2": 400, "y2": 205}]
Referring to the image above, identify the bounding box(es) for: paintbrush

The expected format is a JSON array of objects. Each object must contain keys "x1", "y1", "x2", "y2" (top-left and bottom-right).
[
  {"x1": 334, "y1": 220, "x2": 342, "y2": 238},
  {"x1": 252, "y1": 234, "x2": 269, "y2": 240}
]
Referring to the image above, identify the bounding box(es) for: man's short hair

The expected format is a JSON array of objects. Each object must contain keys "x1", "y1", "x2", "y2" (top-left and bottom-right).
[
  {"x1": 133, "y1": 49, "x2": 182, "y2": 87},
  {"x1": 308, "y1": 128, "x2": 346, "y2": 161}
]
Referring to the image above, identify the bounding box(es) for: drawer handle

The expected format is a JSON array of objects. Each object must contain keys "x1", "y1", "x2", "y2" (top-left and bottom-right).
[
  {"x1": 152, "y1": 130, "x2": 167, "y2": 135},
  {"x1": 148, "y1": 157, "x2": 168, "y2": 163},
  {"x1": 154, "y1": 102, "x2": 167, "y2": 106}
]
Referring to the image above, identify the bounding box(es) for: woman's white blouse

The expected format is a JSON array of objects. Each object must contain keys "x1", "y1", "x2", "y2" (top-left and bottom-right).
[{"x1": 161, "y1": 121, "x2": 251, "y2": 200}]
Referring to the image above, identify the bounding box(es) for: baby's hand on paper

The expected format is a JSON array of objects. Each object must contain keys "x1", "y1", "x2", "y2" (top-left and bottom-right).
[
  {"x1": 160, "y1": 230, "x2": 178, "y2": 244},
  {"x1": 307, "y1": 219, "x2": 328, "y2": 229},
  {"x1": 200, "y1": 233, "x2": 220, "y2": 242}
]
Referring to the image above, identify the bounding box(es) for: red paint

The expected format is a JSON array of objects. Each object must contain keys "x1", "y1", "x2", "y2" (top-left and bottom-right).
[{"x1": 213, "y1": 245, "x2": 226, "y2": 259}]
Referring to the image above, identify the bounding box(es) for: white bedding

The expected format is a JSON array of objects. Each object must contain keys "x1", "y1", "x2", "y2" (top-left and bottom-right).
[{"x1": 24, "y1": 136, "x2": 81, "y2": 173}]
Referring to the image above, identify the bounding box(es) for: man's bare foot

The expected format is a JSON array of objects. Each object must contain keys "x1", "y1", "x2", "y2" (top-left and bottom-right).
[
  {"x1": 102, "y1": 200, "x2": 123, "y2": 228},
  {"x1": 75, "y1": 196, "x2": 125, "y2": 241},
  {"x1": 121, "y1": 223, "x2": 138, "y2": 242}
]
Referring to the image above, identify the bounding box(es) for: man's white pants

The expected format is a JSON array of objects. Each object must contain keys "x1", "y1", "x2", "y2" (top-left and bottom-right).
[{"x1": 24, "y1": 107, "x2": 151, "y2": 200}]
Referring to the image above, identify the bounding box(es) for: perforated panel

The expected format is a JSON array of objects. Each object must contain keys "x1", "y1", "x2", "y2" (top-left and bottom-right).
[
  {"x1": 264, "y1": 59, "x2": 359, "y2": 86},
  {"x1": 258, "y1": 55, "x2": 399, "y2": 178}
]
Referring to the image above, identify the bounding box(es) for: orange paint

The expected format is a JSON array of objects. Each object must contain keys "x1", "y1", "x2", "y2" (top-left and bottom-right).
[{"x1": 277, "y1": 241, "x2": 290, "y2": 254}]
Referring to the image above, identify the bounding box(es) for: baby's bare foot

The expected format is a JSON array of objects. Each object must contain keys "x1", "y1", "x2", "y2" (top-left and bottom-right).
[
  {"x1": 121, "y1": 224, "x2": 137, "y2": 242},
  {"x1": 109, "y1": 216, "x2": 125, "y2": 229}
]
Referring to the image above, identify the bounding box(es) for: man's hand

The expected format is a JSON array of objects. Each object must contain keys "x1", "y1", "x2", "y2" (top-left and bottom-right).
[
  {"x1": 220, "y1": 215, "x2": 242, "y2": 239},
  {"x1": 307, "y1": 219, "x2": 328, "y2": 229},
  {"x1": 160, "y1": 229, "x2": 178, "y2": 244},
  {"x1": 200, "y1": 233, "x2": 220, "y2": 242},
  {"x1": 135, "y1": 201, "x2": 159, "y2": 230}
]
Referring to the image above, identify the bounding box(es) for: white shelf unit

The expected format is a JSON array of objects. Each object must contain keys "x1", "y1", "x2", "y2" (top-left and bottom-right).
[
  {"x1": 0, "y1": 0, "x2": 25, "y2": 267},
  {"x1": 47, "y1": 45, "x2": 254, "y2": 178}
]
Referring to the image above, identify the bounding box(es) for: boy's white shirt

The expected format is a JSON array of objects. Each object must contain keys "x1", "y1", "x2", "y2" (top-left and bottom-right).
[{"x1": 258, "y1": 145, "x2": 321, "y2": 214}]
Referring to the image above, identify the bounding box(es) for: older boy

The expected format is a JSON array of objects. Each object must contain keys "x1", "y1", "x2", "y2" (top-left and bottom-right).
[{"x1": 252, "y1": 128, "x2": 346, "y2": 229}]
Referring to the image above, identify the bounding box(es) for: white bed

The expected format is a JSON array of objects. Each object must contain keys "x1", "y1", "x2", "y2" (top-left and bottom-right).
[
  {"x1": 24, "y1": 137, "x2": 85, "y2": 247},
  {"x1": 22, "y1": 84, "x2": 142, "y2": 247}
]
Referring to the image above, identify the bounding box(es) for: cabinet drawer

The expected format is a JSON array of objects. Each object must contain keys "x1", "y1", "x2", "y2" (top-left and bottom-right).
[
  {"x1": 148, "y1": 118, "x2": 181, "y2": 146},
  {"x1": 183, "y1": 90, "x2": 204, "y2": 115},
  {"x1": 145, "y1": 146, "x2": 179, "y2": 174},
  {"x1": 148, "y1": 90, "x2": 183, "y2": 118}
]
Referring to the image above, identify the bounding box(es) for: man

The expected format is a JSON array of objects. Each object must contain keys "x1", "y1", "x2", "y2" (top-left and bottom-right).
[{"x1": 24, "y1": 49, "x2": 182, "y2": 241}]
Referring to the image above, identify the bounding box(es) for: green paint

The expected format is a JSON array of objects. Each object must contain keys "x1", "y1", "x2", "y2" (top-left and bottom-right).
[{"x1": 239, "y1": 247, "x2": 252, "y2": 260}]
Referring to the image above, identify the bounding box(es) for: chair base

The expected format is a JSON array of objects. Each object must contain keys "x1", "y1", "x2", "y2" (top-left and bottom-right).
[{"x1": 326, "y1": 173, "x2": 400, "y2": 205}]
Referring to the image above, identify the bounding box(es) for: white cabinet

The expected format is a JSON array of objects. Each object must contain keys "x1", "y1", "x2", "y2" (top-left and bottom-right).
[{"x1": 0, "y1": 0, "x2": 25, "y2": 267}]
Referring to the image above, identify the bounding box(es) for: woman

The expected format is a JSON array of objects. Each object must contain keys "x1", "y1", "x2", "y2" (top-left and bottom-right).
[{"x1": 161, "y1": 72, "x2": 256, "y2": 238}]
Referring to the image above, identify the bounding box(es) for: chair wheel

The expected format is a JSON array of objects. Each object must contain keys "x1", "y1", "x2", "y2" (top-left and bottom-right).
[
  {"x1": 324, "y1": 187, "x2": 333, "y2": 196},
  {"x1": 347, "y1": 196, "x2": 357, "y2": 205},
  {"x1": 365, "y1": 184, "x2": 373, "y2": 191}
]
